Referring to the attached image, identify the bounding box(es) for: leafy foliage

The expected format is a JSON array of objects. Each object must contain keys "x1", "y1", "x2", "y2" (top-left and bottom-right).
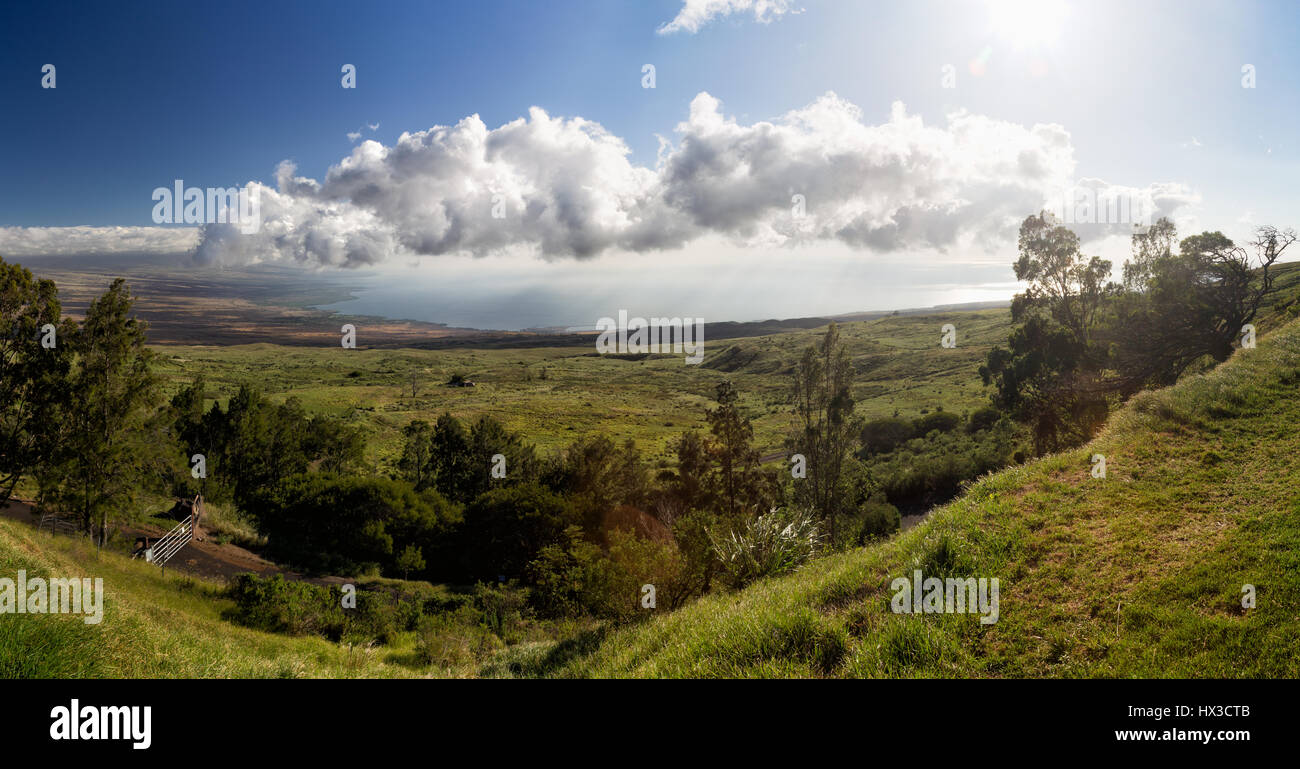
[{"x1": 711, "y1": 508, "x2": 822, "y2": 589}]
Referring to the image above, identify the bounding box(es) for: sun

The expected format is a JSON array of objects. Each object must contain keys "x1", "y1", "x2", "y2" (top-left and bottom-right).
[{"x1": 988, "y1": 0, "x2": 1067, "y2": 49}]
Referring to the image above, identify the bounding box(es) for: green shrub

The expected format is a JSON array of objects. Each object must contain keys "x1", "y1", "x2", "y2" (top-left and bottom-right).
[
  {"x1": 711, "y1": 508, "x2": 823, "y2": 589},
  {"x1": 965, "y1": 406, "x2": 1003, "y2": 433},
  {"x1": 861, "y1": 417, "x2": 913, "y2": 455},
  {"x1": 225, "y1": 574, "x2": 445, "y2": 644},
  {"x1": 250, "y1": 473, "x2": 460, "y2": 579},
  {"x1": 225, "y1": 574, "x2": 345, "y2": 638},
  {"x1": 912, "y1": 410, "x2": 962, "y2": 437},
  {"x1": 527, "y1": 525, "x2": 608, "y2": 619}
]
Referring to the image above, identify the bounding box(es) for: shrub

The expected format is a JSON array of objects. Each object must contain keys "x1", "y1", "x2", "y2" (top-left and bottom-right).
[
  {"x1": 225, "y1": 574, "x2": 445, "y2": 644},
  {"x1": 414, "y1": 614, "x2": 504, "y2": 670},
  {"x1": 527, "y1": 525, "x2": 608, "y2": 619},
  {"x1": 843, "y1": 494, "x2": 900, "y2": 544},
  {"x1": 860, "y1": 417, "x2": 912, "y2": 455},
  {"x1": 595, "y1": 529, "x2": 688, "y2": 620},
  {"x1": 462, "y1": 483, "x2": 578, "y2": 581},
  {"x1": 472, "y1": 582, "x2": 529, "y2": 642},
  {"x1": 225, "y1": 574, "x2": 345, "y2": 638},
  {"x1": 912, "y1": 410, "x2": 962, "y2": 437},
  {"x1": 711, "y1": 508, "x2": 823, "y2": 589},
  {"x1": 249, "y1": 473, "x2": 460, "y2": 579},
  {"x1": 966, "y1": 406, "x2": 1003, "y2": 433}
]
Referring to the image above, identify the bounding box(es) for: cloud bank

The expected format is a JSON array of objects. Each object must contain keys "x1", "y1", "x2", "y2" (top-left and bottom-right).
[
  {"x1": 0, "y1": 225, "x2": 199, "y2": 258},
  {"x1": 2, "y1": 93, "x2": 1192, "y2": 267},
  {"x1": 190, "y1": 91, "x2": 1190, "y2": 269}
]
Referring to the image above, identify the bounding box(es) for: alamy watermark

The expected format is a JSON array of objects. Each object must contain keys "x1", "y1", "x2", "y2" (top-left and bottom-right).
[
  {"x1": 152, "y1": 180, "x2": 261, "y2": 233},
  {"x1": 1045, "y1": 185, "x2": 1154, "y2": 232},
  {"x1": 890, "y1": 569, "x2": 1000, "y2": 625},
  {"x1": 0, "y1": 570, "x2": 104, "y2": 625},
  {"x1": 50, "y1": 699, "x2": 151, "y2": 750},
  {"x1": 594, "y1": 311, "x2": 705, "y2": 364}
]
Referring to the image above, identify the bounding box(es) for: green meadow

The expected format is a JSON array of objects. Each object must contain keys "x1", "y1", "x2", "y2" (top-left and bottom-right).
[{"x1": 150, "y1": 308, "x2": 1012, "y2": 469}]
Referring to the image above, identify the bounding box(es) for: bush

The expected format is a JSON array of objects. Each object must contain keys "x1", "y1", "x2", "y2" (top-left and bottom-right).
[
  {"x1": 250, "y1": 473, "x2": 460, "y2": 579},
  {"x1": 414, "y1": 614, "x2": 505, "y2": 670},
  {"x1": 472, "y1": 582, "x2": 529, "y2": 642},
  {"x1": 527, "y1": 525, "x2": 608, "y2": 619},
  {"x1": 225, "y1": 574, "x2": 447, "y2": 644},
  {"x1": 711, "y1": 508, "x2": 823, "y2": 589},
  {"x1": 599, "y1": 529, "x2": 688, "y2": 619},
  {"x1": 966, "y1": 406, "x2": 1003, "y2": 433},
  {"x1": 912, "y1": 410, "x2": 962, "y2": 437},
  {"x1": 843, "y1": 494, "x2": 900, "y2": 544},
  {"x1": 860, "y1": 417, "x2": 913, "y2": 456},
  {"x1": 225, "y1": 574, "x2": 345, "y2": 638},
  {"x1": 462, "y1": 483, "x2": 578, "y2": 581}
]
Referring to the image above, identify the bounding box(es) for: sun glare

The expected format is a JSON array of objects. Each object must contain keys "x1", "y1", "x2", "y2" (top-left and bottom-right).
[{"x1": 988, "y1": 0, "x2": 1067, "y2": 49}]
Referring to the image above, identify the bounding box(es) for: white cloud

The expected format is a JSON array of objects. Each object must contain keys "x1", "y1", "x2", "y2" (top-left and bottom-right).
[
  {"x1": 658, "y1": 0, "x2": 799, "y2": 35},
  {"x1": 4, "y1": 93, "x2": 1190, "y2": 268},
  {"x1": 346, "y1": 131, "x2": 362, "y2": 142},
  {"x1": 0, "y1": 225, "x2": 198, "y2": 257},
  {"x1": 185, "y1": 91, "x2": 1193, "y2": 268}
]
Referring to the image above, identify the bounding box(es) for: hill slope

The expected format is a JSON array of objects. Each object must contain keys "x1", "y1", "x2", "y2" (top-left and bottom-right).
[
  {"x1": 0, "y1": 519, "x2": 416, "y2": 678},
  {"x1": 500, "y1": 316, "x2": 1300, "y2": 678}
]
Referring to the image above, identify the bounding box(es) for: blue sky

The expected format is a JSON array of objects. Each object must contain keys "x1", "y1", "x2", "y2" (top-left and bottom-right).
[{"x1": 1, "y1": 0, "x2": 1297, "y2": 324}]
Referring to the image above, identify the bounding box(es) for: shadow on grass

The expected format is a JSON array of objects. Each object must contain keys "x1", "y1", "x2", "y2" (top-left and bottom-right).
[{"x1": 481, "y1": 624, "x2": 611, "y2": 678}]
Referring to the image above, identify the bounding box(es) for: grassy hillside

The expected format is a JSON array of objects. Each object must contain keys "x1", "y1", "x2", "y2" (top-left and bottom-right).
[
  {"x1": 7, "y1": 270, "x2": 1300, "y2": 680},
  {"x1": 148, "y1": 308, "x2": 1010, "y2": 467},
  {"x1": 493, "y1": 314, "x2": 1300, "y2": 678},
  {"x1": 0, "y1": 518, "x2": 420, "y2": 678}
]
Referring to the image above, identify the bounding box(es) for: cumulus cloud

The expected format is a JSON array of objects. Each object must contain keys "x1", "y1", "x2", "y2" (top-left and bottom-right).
[
  {"x1": 0, "y1": 93, "x2": 1191, "y2": 267},
  {"x1": 658, "y1": 0, "x2": 799, "y2": 35},
  {"x1": 0, "y1": 225, "x2": 199, "y2": 257},
  {"x1": 180, "y1": 91, "x2": 1193, "y2": 269}
]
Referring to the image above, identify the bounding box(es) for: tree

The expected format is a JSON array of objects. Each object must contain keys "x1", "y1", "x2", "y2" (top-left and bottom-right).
[
  {"x1": 1112, "y1": 223, "x2": 1295, "y2": 392},
  {"x1": 658, "y1": 430, "x2": 713, "y2": 520},
  {"x1": 706, "y1": 381, "x2": 770, "y2": 526},
  {"x1": 982, "y1": 213, "x2": 1112, "y2": 455},
  {"x1": 467, "y1": 414, "x2": 538, "y2": 497},
  {"x1": 395, "y1": 544, "x2": 426, "y2": 580},
  {"x1": 397, "y1": 419, "x2": 435, "y2": 489},
  {"x1": 544, "y1": 434, "x2": 649, "y2": 531},
  {"x1": 216, "y1": 387, "x2": 313, "y2": 513},
  {"x1": 305, "y1": 415, "x2": 366, "y2": 474},
  {"x1": 252, "y1": 472, "x2": 459, "y2": 577},
  {"x1": 788, "y1": 323, "x2": 861, "y2": 545},
  {"x1": 429, "y1": 413, "x2": 476, "y2": 503},
  {"x1": 43, "y1": 279, "x2": 163, "y2": 546},
  {"x1": 0, "y1": 257, "x2": 71, "y2": 507},
  {"x1": 654, "y1": 430, "x2": 718, "y2": 596},
  {"x1": 1123, "y1": 216, "x2": 1177, "y2": 291},
  {"x1": 461, "y1": 483, "x2": 577, "y2": 581},
  {"x1": 981, "y1": 312, "x2": 1105, "y2": 455},
  {"x1": 1012, "y1": 212, "x2": 1113, "y2": 344}
]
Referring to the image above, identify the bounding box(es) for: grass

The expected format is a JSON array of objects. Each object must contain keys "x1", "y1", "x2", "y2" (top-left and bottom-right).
[
  {"x1": 201, "y1": 500, "x2": 264, "y2": 548},
  {"x1": 149, "y1": 308, "x2": 1010, "y2": 470},
  {"x1": 508, "y1": 313, "x2": 1300, "y2": 678},
  {"x1": 0, "y1": 517, "x2": 423, "y2": 678},
  {"x1": 7, "y1": 289, "x2": 1300, "y2": 678}
]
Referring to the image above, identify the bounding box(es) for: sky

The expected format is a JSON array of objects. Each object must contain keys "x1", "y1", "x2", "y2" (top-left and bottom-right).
[{"x1": 0, "y1": 0, "x2": 1296, "y2": 327}]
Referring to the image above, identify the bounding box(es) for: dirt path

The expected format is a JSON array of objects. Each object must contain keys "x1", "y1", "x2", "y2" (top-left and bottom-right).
[{"x1": 0, "y1": 498, "x2": 346, "y2": 586}]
